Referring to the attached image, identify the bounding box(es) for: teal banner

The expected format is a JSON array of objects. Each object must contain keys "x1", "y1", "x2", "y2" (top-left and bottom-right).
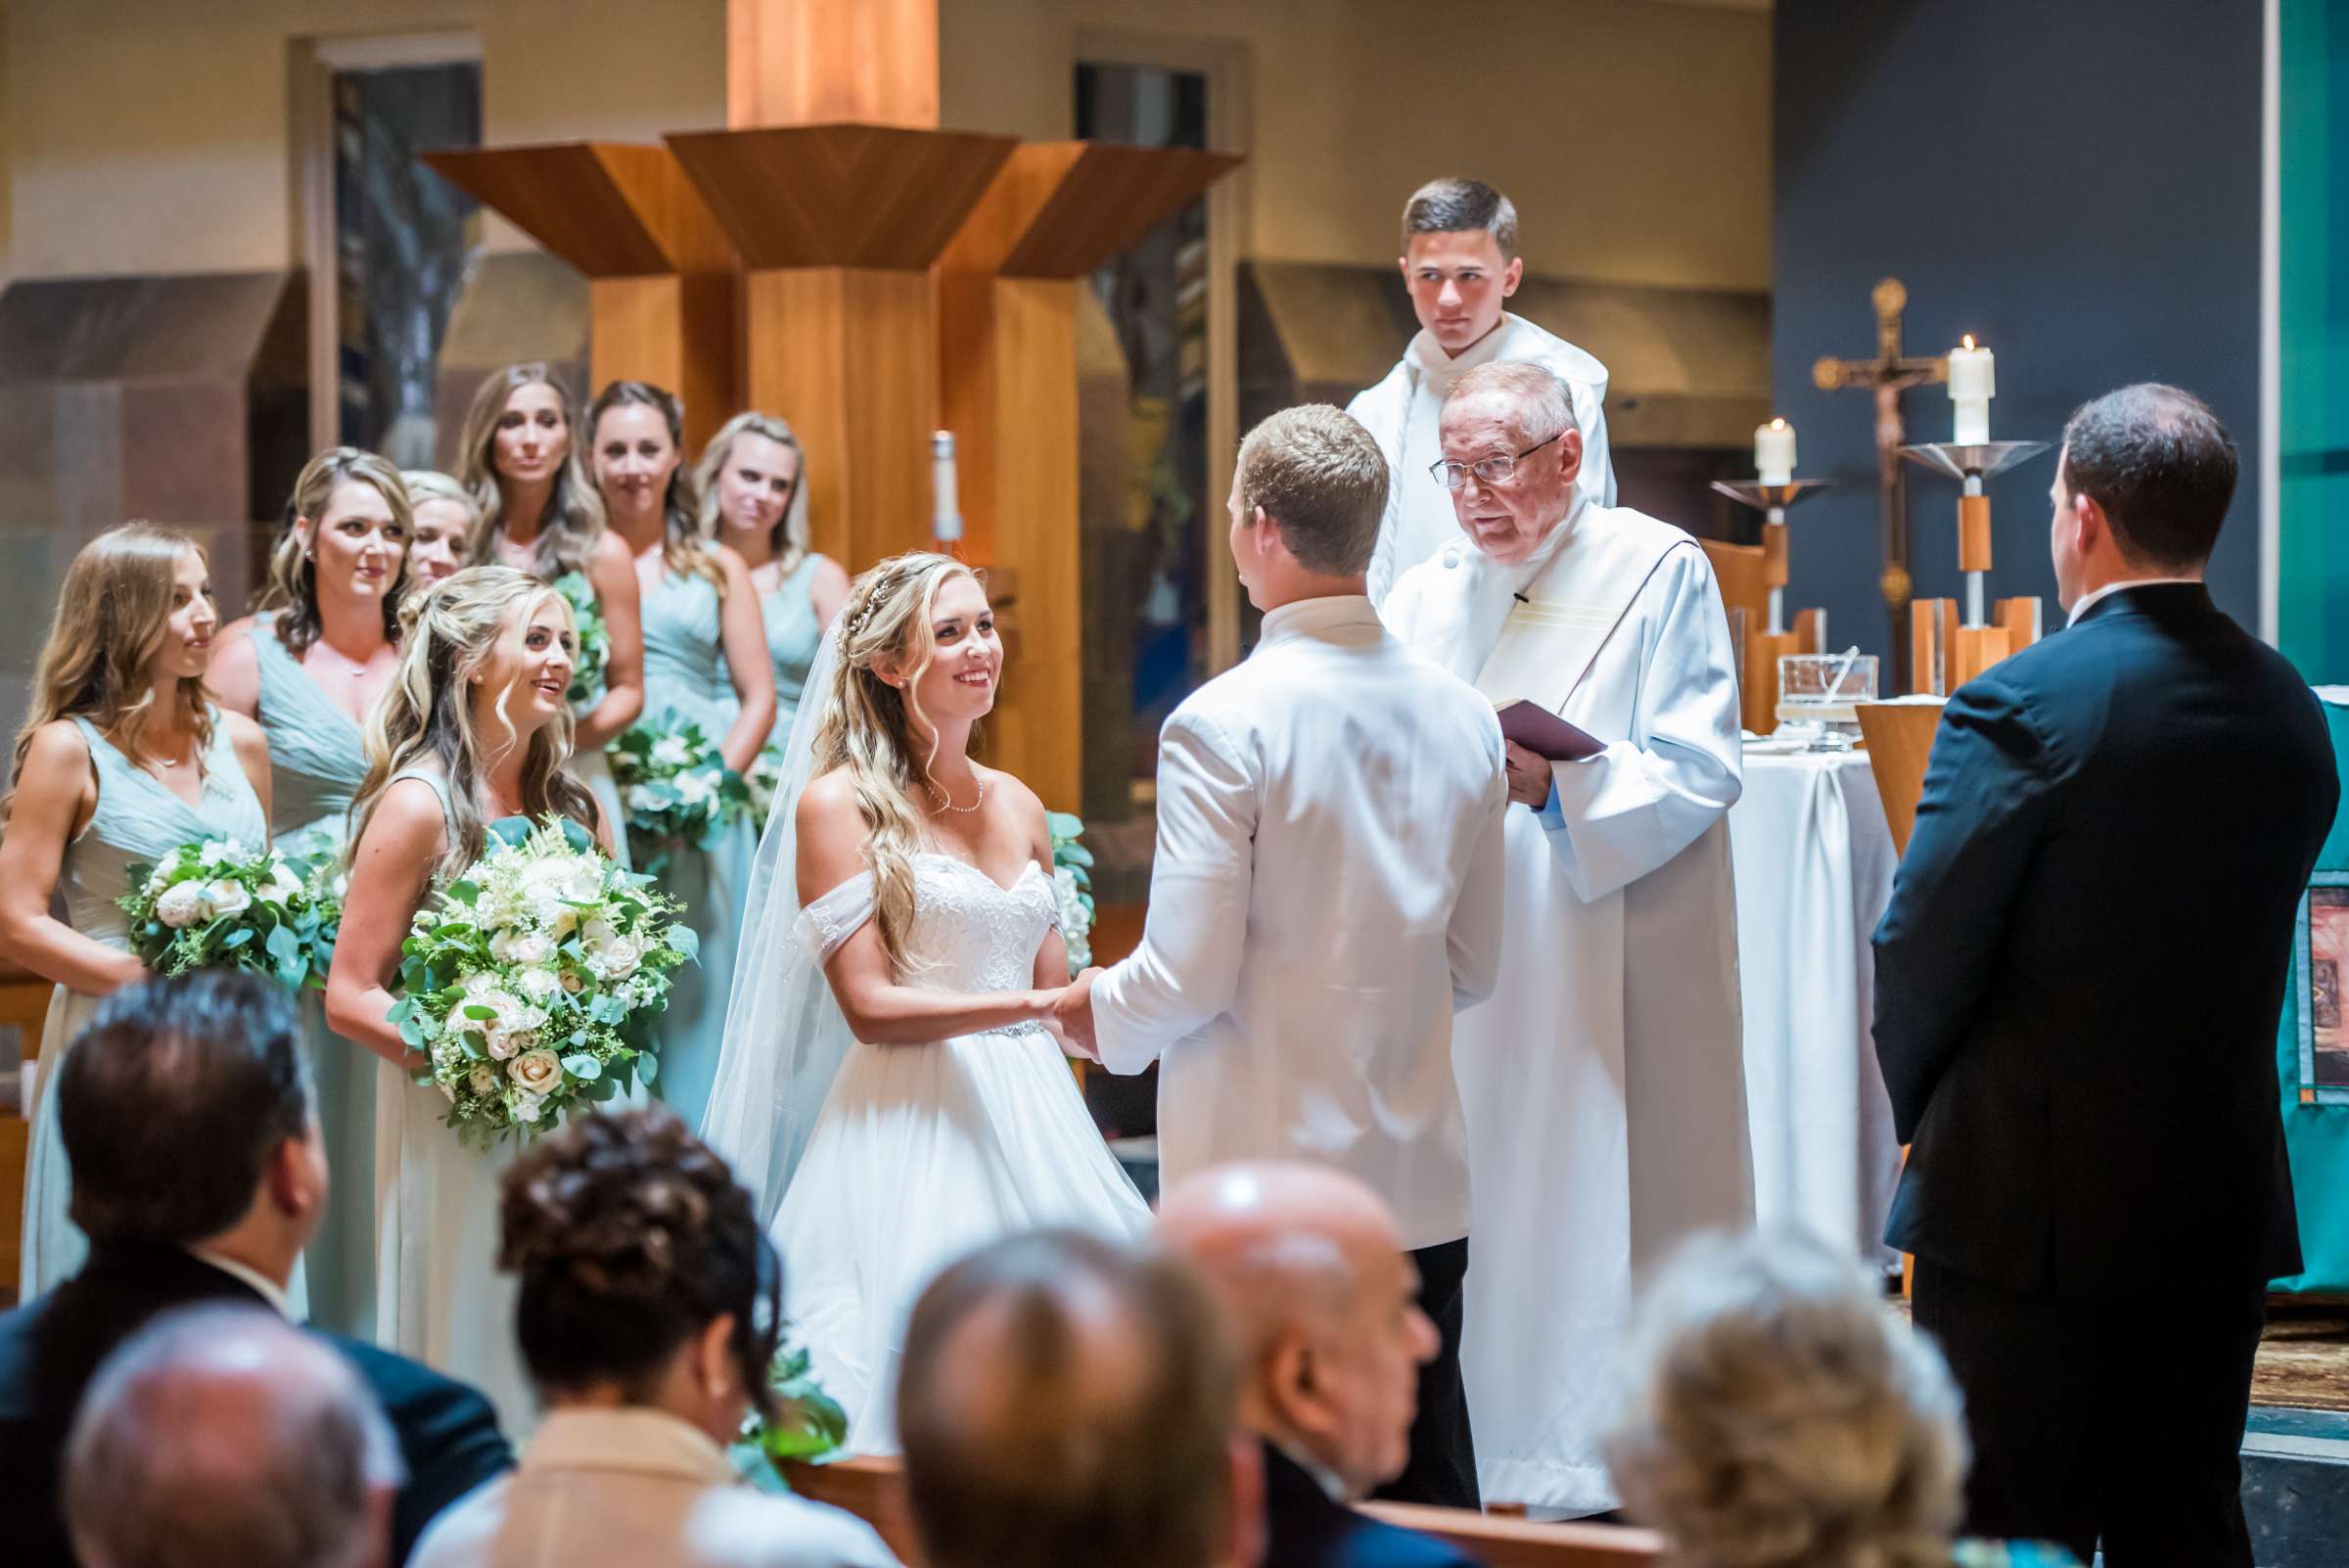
[{"x1": 2276, "y1": 691, "x2": 2349, "y2": 1291}]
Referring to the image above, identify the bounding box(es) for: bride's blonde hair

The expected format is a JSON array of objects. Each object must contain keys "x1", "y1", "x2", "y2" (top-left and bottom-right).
[
  {"x1": 349, "y1": 565, "x2": 600, "y2": 879},
  {"x1": 812, "y1": 552, "x2": 981, "y2": 976}
]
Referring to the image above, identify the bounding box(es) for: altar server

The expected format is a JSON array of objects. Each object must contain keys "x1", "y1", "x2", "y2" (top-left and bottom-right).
[
  {"x1": 1384, "y1": 361, "x2": 1750, "y2": 1515},
  {"x1": 1351, "y1": 178, "x2": 1616, "y2": 605}
]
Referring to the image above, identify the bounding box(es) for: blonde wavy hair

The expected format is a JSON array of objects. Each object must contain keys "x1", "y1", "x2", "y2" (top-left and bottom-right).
[
  {"x1": 693, "y1": 410, "x2": 809, "y2": 575},
  {"x1": 348, "y1": 565, "x2": 601, "y2": 880},
  {"x1": 11, "y1": 525, "x2": 215, "y2": 806},
  {"x1": 257, "y1": 447, "x2": 414, "y2": 658},
  {"x1": 455, "y1": 363, "x2": 607, "y2": 578},
  {"x1": 811, "y1": 552, "x2": 983, "y2": 975},
  {"x1": 400, "y1": 469, "x2": 481, "y2": 530},
  {"x1": 588, "y1": 380, "x2": 722, "y2": 591},
  {"x1": 1605, "y1": 1229, "x2": 1967, "y2": 1568}
]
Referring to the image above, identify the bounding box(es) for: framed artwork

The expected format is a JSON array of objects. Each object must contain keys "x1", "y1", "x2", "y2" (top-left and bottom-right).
[{"x1": 2294, "y1": 872, "x2": 2349, "y2": 1104}]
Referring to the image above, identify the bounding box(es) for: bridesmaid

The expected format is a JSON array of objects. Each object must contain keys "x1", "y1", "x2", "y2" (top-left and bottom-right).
[
  {"x1": 587, "y1": 382, "x2": 774, "y2": 1130},
  {"x1": 456, "y1": 363, "x2": 644, "y2": 866},
  {"x1": 211, "y1": 447, "x2": 411, "y2": 1338},
  {"x1": 326, "y1": 565, "x2": 610, "y2": 1428},
  {"x1": 399, "y1": 469, "x2": 474, "y2": 587},
  {"x1": 691, "y1": 412, "x2": 847, "y2": 750},
  {"x1": 0, "y1": 526, "x2": 272, "y2": 1295}
]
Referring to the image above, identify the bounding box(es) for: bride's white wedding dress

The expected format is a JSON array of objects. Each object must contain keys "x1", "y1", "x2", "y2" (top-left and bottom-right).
[{"x1": 767, "y1": 849, "x2": 1151, "y2": 1453}]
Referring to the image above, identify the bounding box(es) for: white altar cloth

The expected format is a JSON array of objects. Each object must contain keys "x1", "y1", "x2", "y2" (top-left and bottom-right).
[{"x1": 1728, "y1": 745, "x2": 1903, "y2": 1262}]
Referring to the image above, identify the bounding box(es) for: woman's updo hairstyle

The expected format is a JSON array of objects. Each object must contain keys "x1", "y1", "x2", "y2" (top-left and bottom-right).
[{"x1": 498, "y1": 1108, "x2": 781, "y2": 1422}]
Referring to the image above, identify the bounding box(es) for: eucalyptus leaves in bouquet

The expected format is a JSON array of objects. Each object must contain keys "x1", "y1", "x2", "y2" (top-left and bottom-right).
[
  {"x1": 745, "y1": 744, "x2": 787, "y2": 828},
  {"x1": 117, "y1": 837, "x2": 340, "y2": 991},
  {"x1": 740, "y1": 1343, "x2": 850, "y2": 1466},
  {"x1": 1048, "y1": 811, "x2": 1095, "y2": 975},
  {"x1": 390, "y1": 814, "x2": 694, "y2": 1148},
  {"x1": 611, "y1": 717, "x2": 752, "y2": 875},
  {"x1": 551, "y1": 571, "x2": 609, "y2": 705}
]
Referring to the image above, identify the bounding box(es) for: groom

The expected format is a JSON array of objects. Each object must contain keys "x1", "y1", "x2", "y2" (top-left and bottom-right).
[{"x1": 1058, "y1": 403, "x2": 1509, "y2": 1508}]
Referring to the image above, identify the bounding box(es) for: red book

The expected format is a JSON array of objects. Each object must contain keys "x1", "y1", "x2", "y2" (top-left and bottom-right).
[{"x1": 1496, "y1": 699, "x2": 1604, "y2": 762}]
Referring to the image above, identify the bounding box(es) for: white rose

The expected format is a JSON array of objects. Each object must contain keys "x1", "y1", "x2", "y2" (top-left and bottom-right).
[
  {"x1": 154, "y1": 882, "x2": 207, "y2": 929},
  {"x1": 484, "y1": 1028, "x2": 523, "y2": 1061},
  {"x1": 518, "y1": 966, "x2": 558, "y2": 1001},
  {"x1": 203, "y1": 879, "x2": 251, "y2": 919},
  {"x1": 580, "y1": 916, "x2": 619, "y2": 950},
  {"x1": 509, "y1": 1049, "x2": 564, "y2": 1096},
  {"x1": 624, "y1": 783, "x2": 661, "y2": 811},
  {"x1": 674, "y1": 769, "x2": 715, "y2": 807},
  {"x1": 461, "y1": 971, "x2": 504, "y2": 999},
  {"x1": 651, "y1": 735, "x2": 694, "y2": 769},
  {"x1": 512, "y1": 1090, "x2": 548, "y2": 1124},
  {"x1": 198, "y1": 839, "x2": 235, "y2": 869},
  {"x1": 489, "y1": 929, "x2": 551, "y2": 966},
  {"x1": 145, "y1": 864, "x2": 173, "y2": 896}
]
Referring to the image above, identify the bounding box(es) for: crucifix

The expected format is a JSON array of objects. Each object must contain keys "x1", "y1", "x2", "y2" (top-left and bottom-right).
[{"x1": 1812, "y1": 277, "x2": 1945, "y2": 693}]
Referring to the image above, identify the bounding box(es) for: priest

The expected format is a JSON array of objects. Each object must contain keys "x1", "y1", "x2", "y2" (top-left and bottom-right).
[
  {"x1": 1353, "y1": 177, "x2": 1617, "y2": 605},
  {"x1": 1383, "y1": 361, "x2": 1750, "y2": 1515}
]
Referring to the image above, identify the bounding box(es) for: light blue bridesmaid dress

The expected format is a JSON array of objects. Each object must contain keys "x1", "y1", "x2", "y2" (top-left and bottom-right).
[
  {"x1": 565, "y1": 589, "x2": 630, "y2": 873},
  {"x1": 761, "y1": 556, "x2": 825, "y2": 752},
  {"x1": 250, "y1": 614, "x2": 376, "y2": 1336},
  {"x1": 639, "y1": 569, "x2": 760, "y2": 1130},
  {"x1": 370, "y1": 768, "x2": 530, "y2": 1429},
  {"x1": 21, "y1": 712, "x2": 271, "y2": 1298}
]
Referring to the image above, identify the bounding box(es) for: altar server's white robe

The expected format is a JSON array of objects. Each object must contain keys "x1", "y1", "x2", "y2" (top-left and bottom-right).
[
  {"x1": 1350, "y1": 311, "x2": 1617, "y2": 607},
  {"x1": 1385, "y1": 499, "x2": 1752, "y2": 1513}
]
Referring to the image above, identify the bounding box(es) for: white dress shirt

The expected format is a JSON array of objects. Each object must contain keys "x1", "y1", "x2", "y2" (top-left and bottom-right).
[
  {"x1": 2066, "y1": 576, "x2": 2204, "y2": 624},
  {"x1": 410, "y1": 1407, "x2": 898, "y2": 1568},
  {"x1": 1092, "y1": 595, "x2": 1509, "y2": 1249}
]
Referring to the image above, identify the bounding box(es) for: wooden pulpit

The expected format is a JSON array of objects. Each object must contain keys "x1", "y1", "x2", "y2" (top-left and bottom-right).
[{"x1": 428, "y1": 0, "x2": 1242, "y2": 814}]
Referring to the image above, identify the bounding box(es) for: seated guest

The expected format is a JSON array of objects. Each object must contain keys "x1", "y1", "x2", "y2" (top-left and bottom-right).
[
  {"x1": 64, "y1": 1305, "x2": 403, "y2": 1568},
  {"x1": 897, "y1": 1229, "x2": 1262, "y2": 1568},
  {"x1": 1157, "y1": 1162, "x2": 1475, "y2": 1568},
  {"x1": 410, "y1": 1110, "x2": 896, "y2": 1568},
  {"x1": 1606, "y1": 1229, "x2": 2079, "y2": 1568},
  {"x1": 0, "y1": 973, "x2": 512, "y2": 1568}
]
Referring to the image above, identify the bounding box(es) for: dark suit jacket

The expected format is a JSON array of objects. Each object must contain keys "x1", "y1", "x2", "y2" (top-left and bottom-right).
[
  {"x1": 1260, "y1": 1439, "x2": 1479, "y2": 1568},
  {"x1": 0, "y1": 1243, "x2": 513, "y2": 1567},
  {"x1": 1874, "y1": 583, "x2": 2338, "y2": 1296}
]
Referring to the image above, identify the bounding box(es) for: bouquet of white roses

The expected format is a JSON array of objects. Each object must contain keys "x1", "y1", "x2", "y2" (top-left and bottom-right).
[
  {"x1": 117, "y1": 837, "x2": 340, "y2": 991},
  {"x1": 551, "y1": 571, "x2": 609, "y2": 705},
  {"x1": 745, "y1": 744, "x2": 787, "y2": 828},
  {"x1": 390, "y1": 815, "x2": 694, "y2": 1148},
  {"x1": 611, "y1": 717, "x2": 752, "y2": 875},
  {"x1": 1048, "y1": 811, "x2": 1095, "y2": 975}
]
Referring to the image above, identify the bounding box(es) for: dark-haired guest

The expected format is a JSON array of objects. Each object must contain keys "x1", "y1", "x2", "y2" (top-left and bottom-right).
[
  {"x1": 0, "y1": 972, "x2": 511, "y2": 1568},
  {"x1": 410, "y1": 1109, "x2": 896, "y2": 1568},
  {"x1": 1874, "y1": 384, "x2": 2340, "y2": 1563},
  {"x1": 897, "y1": 1229, "x2": 1262, "y2": 1568}
]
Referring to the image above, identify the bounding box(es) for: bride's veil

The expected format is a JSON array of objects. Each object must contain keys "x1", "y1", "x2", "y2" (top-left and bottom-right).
[{"x1": 699, "y1": 627, "x2": 856, "y2": 1224}]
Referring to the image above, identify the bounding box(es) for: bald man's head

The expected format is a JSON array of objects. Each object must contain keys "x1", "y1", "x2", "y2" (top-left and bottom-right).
[
  {"x1": 1159, "y1": 1162, "x2": 1437, "y2": 1499},
  {"x1": 898, "y1": 1229, "x2": 1249, "y2": 1568},
  {"x1": 64, "y1": 1306, "x2": 401, "y2": 1568}
]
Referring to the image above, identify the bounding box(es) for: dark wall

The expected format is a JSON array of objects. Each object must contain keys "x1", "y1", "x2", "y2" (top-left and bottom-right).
[{"x1": 1773, "y1": 0, "x2": 2264, "y2": 666}]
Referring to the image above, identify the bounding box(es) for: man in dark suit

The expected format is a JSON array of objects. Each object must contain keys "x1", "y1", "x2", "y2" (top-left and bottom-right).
[
  {"x1": 1875, "y1": 383, "x2": 2339, "y2": 1567},
  {"x1": 1158, "y1": 1163, "x2": 1478, "y2": 1568},
  {"x1": 0, "y1": 972, "x2": 513, "y2": 1568}
]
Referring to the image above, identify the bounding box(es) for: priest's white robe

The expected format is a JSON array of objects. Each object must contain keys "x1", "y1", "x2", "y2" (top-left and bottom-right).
[
  {"x1": 1384, "y1": 498, "x2": 1752, "y2": 1513},
  {"x1": 1350, "y1": 311, "x2": 1617, "y2": 607}
]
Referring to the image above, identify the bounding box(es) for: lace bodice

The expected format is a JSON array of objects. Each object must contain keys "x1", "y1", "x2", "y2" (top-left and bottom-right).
[{"x1": 798, "y1": 853, "x2": 1059, "y2": 996}]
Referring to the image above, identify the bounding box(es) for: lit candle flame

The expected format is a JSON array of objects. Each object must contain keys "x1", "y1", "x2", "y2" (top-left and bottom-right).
[
  {"x1": 1961, "y1": 334, "x2": 1977, "y2": 350},
  {"x1": 1770, "y1": 418, "x2": 1786, "y2": 430}
]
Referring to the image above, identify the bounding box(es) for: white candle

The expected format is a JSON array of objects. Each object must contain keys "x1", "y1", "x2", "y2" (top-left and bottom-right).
[
  {"x1": 1754, "y1": 418, "x2": 1795, "y2": 485},
  {"x1": 1948, "y1": 336, "x2": 1994, "y2": 445},
  {"x1": 931, "y1": 430, "x2": 963, "y2": 542}
]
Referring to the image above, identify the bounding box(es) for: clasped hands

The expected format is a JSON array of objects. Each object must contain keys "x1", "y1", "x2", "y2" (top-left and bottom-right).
[{"x1": 1051, "y1": 967, "x2": 1103, "y2": 1062}]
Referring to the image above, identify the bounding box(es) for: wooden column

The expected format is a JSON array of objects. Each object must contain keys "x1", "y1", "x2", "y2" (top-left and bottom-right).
[
  {"x1": 423, "y1": 143, "x2": 739, "y2": 449},
  {"x1": 728, "y1": 0, "x2": 939, "y2": 130},
  {"x1": 936, "y1": 144, "x2": 1241, "y2": 810},
  {"x1": 666, "y1": 123, "x2": 1015, "y2": 570}
]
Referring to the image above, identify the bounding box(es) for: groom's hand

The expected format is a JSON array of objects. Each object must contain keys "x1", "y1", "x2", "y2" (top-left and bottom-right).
[
  {"x1": 1503, "y1": 740, "x2": 1554, "y2": 809},
  {"x1": 1056, "y1": 968, "x2": 1103, "y2": 1061}
]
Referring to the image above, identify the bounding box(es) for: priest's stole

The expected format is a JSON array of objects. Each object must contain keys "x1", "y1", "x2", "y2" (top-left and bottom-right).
[{"x1": 2276, "y1": 688, "x2": 2349, "y2": 1292}]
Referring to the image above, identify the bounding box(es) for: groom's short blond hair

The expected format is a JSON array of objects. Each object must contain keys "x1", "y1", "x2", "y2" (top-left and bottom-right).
[{"x1": 1234, "y1": 404, "x2": 1389, "y2": 576}]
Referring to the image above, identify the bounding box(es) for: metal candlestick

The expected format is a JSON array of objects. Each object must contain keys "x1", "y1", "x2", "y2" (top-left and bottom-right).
[
  {"x1": 1709, "y1": 479, "x2": 1833, "y2": 634},
  {"x1": 1897, "y1": 440, "x2": 2049, "y2": 626}
]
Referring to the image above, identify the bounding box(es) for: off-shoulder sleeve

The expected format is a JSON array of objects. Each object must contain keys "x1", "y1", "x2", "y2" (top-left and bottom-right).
[{"x1": 794, "y1": 872, "x2": 875, "y2": 962}]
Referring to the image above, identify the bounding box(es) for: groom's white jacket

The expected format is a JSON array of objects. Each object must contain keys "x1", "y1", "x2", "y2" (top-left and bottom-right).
[{"x1": 1093, "y1": 595, "x2": 1508, "y2": 1250}]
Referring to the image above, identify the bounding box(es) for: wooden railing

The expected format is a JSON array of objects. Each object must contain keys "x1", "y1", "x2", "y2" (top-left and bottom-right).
[
  {"x1": 782, "y1": 1454, "x2": 1664, "y2": 1567},
  {"x1": 0, "y1": 958, "x2": 49, "y2": 1302}
]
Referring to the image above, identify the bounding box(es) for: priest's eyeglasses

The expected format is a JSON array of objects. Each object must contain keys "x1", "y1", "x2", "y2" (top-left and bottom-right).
[{"x1": 1428, "y1": 429, "x2": 1567, "y2": 490}]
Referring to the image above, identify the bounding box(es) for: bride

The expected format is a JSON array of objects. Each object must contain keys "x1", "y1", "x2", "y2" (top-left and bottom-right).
[{"x1": 702, "y1": 551, "x2": 1149, "y2": 1451}]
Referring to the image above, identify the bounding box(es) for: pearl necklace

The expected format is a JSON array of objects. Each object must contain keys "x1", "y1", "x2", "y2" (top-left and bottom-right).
[{"x1": 926, "y1": 774, "x2": 987, "y2": 815}]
